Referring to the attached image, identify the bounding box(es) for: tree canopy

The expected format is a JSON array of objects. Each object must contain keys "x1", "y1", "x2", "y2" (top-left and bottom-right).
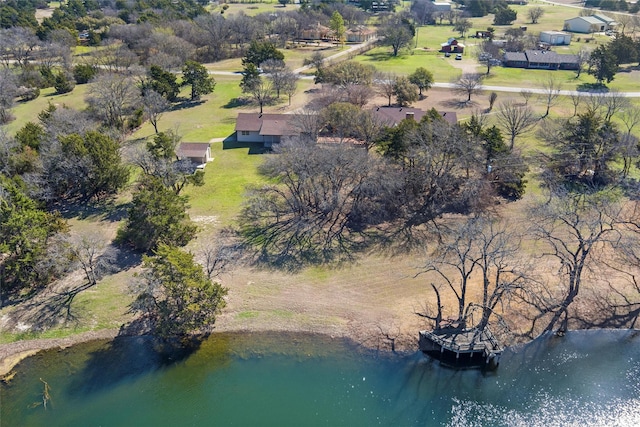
[{"x1": 131, "y1": 244, "x2": 227, "y2": 338}]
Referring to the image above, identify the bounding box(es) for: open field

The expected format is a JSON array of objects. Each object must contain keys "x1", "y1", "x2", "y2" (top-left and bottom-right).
[{"x1": 210, "y1": 2, "x2": 297, "y2": 17}]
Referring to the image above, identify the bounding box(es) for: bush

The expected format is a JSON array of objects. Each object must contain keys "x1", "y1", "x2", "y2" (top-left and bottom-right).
[
  {"x1": 17, "y1": 86, "x2": 40, "y2": 102},
  {"x1": 73, "y1": 64, "x2": 97, "y2": 84},
  {"x1": 54, "y1": 71, "x2": 75, "y2": 94}
]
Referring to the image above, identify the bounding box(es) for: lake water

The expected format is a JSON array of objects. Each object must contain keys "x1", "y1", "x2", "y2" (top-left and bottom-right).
[{"x1": 1, "y1": 330, "x2": 639, "y2": 426}]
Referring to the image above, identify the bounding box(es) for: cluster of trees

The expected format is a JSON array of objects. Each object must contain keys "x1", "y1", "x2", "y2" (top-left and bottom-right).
[
  {"x1": 240, "y1": 108, "x2": 530, "y2": 266},
  {"x1": 585, "y1": 0, "x2": 640, "y2": 13},
  {"x1": 588, "y1": 34, "x2": 640, "y2": 85}
]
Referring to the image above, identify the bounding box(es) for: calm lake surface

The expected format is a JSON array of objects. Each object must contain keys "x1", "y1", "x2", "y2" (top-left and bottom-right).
[{"x1": 1, "y1": 330, "x2": 639, "y2": 426}]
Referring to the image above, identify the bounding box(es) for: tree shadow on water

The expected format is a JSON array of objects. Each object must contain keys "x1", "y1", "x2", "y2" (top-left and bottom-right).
[{"x1": 66, "y1": 335, "x2": 204, "y2": 396}]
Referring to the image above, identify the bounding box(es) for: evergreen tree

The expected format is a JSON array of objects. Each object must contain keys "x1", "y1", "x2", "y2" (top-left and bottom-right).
[
  {"x1": 182, "y1": 61, "x2": 215, "y2": 101},
  {"x1": 131, "y1": 244, "x2": 227, "y2": 338},
  {"x1": 117, "y1": 176, "x2": 197, "y2": 252}
]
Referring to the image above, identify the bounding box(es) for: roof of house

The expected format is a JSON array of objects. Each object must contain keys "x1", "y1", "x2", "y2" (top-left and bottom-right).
[
  {"x1": 371, "y1": 107, "x2": 457, "y2": 126},
  {"x1": 524, "y1": 50, "x2": 578, "y2": 64},
  {"x1": 566, "y1": 15, "x2": 606, "y2": 25},
  {"x1": 178, "y1": 142, "x2": 210, "y2": 158},
  {"x1": 592, "y1": 13, "x2": 616, "y2": 24},
  {"x1": 540, "y1": 30, "x2": 570, "y2": 36},
  {"x1": 235, "y1": 113, "x2": 297, "y2": 136},
  {"x1": 503, "y1": 52, "x2": 527, "y2": 62},
  {"x1": 346, "y1": 26, "x2": 376, "y2": 35}
]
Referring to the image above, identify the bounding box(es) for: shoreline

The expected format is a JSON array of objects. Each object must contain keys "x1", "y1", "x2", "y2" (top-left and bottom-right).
[
  {"x1": 0, "y1": 329, "x2": 120, "y2": 378},
  {"x1": 0, "y1": 324, "x2": 411, "y2": 378}
]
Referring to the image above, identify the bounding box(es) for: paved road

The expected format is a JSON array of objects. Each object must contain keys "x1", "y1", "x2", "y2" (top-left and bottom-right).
[
  {"x1": 433, "y1": 82, "x2": 640, "y2": 97},
  {"x1": 207, "y1": 34, "x2": 640, "y2": 98}
]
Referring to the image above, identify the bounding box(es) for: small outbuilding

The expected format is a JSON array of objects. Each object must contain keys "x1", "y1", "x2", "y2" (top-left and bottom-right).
[
  {"x1": 440, "y1": 38, "x2": 464, "y2": 53},
  {"x1": 177, "y1": 143, "x2": 213, "y2": 167},
  {"x1": 539, "y1": 30, "x2": 572, "y2": 46}
]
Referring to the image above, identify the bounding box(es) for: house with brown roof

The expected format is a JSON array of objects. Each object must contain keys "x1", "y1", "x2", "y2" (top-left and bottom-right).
[
  {"x1": 371, "y1": 107, "x2": 458, "y2": 126},
  {"x1": 177, "y1": 142, "x2": 213, "y2": 168},
  {"x1": 235, "y1": 113, "x2": 298, "y2": 147}
]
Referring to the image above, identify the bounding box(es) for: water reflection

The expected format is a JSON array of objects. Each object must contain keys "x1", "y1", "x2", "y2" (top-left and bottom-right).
[{"x1": 1, "y1": 330, "x2": 639, "y2": 426}]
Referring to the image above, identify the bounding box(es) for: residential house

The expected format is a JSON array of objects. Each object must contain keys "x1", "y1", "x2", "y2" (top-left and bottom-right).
[
  {"x1": 345, "y1": 26, "x2": 376, "y2": 43},
  {"x1": 235, "y1": 113, "x2": 298, "y2": 148},
  {"x1": 440, "y1": 38, "x2": 465, "y2": 53},
  {"x1": 371, "y1": 107, "x2": 458, "y2": 126},
  {"x1": 563, "y1": 14, "x2": 616, "y2": 33},
  {"x1": 300, "y1": 23, "x2": 333, "y2": 41},
  {"x1": 177, "y1": 143, "x2": 213, "y2": 168},
  {"x1": 503, "y1": 50, "x2": 579, "y2": 70},
  {"x1": 539, "y1": 31, "x2": 572, "y2": 46}
]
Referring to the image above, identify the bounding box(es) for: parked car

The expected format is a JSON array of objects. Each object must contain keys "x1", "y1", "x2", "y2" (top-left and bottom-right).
[
  {"x1": 455, "y1": 54, "x2": 463, "y2": 60},
  {"x1": 445, "y1": 52, "x2": 451, "y2": 57}
]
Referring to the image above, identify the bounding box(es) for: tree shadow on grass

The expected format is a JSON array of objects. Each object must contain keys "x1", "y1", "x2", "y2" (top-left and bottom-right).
[
  {"x1": 440, "y1": 99, "x2": 477, "y2": 109},
  {"x1": 223, "y1": 97, "x2": 251, "y2": 109},
  {"x1": 576, "y1": 82, "x2": 609, "y2": 92},
  {"x1": 222, "y1": 138, "x2": 266, "y2": 154},
  {"x1": 54, "y1": 198, "x2": 130, "y2": 222},
  {"x1": 170, "y1": 99, "x2": 205, "y2": 112}
]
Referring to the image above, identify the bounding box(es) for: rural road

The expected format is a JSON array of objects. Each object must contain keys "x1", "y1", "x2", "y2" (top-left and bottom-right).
[{"x1": 207, "y1": 29, "x2": 640, "y2": 98}]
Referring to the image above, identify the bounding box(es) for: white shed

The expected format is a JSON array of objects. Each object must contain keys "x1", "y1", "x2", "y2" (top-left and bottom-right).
[{"x1": 539, "y1": 31, "x2": 572, "y2": 45}]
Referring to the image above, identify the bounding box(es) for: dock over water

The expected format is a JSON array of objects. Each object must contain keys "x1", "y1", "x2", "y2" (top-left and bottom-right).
[{"x1": 419, "y1": 325, "x2": 503, "y2": 369}]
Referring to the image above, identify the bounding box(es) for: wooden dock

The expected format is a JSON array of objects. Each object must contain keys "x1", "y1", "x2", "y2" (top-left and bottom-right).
[{"x1": 419, "y1": 325, "x2": 503, "y2": 370}]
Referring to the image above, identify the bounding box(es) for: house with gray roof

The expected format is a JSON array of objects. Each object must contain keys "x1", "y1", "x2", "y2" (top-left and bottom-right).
[{"x1": 503, "y1": 50, "x2": 579, "y2": 70}]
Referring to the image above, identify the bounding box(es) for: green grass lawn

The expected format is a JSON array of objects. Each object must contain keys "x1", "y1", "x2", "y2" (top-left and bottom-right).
[
  {"x1": 354, "y1": 46, "x2": 462, "y2": 78},
  {"x1": 131, "y1": 75, "x2": 246, "y2": 141},
  {"x1": 212, "y1": 2, "x2": 298, "y2": 17},
  {"x1": 4, "y1": 85, "x2": 89, "y2": 136},
  {"x1": 183, "y1": 141, "x2": 266, "y2": 225}
]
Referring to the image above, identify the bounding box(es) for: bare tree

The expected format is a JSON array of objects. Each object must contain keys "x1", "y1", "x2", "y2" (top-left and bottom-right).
[
  {"x1": 601, "y1": 90, "x2": 630, "y2": 123},
  {"x1": 65, "y1": 232, "x2": 116, "y2": 286},
  {"x1": 523, "y1": 193, "x2": 623, "y2": 337},
  {"x1": 568, "y1": 93, "x2": 583, "y2": 117},
  {"x1": 419, "y1": 216, "x2": 531, "y2": 333},
  {"x1": 477, "y1": 39, "x2": 501, "y2": 75},
  {"x1": 86, "y1": 73, "x2": 141, "y2": 129},
  {"x1": 353, "y1": 110, "x2": 390, "y2": 151},
  {"x1": 197, "y1": 235, "x2": 244, "y2": 280},
  {"x1": 527, "y1": 6, "x2": 545, "y2": 24},
  {"x1": 0, "y1": 68, "x2": 18, "y2": 124},
  {"x1": 454, "y1": 73, "x2": 484, "y2": 103},
  {"x1": 239, "y1": 140, "x2": 395, "y2": 265},
  {"x1": 282, "y1": 70, "x2": 299, "y2": 106},
  {"x1": 142, "y1": 89, "x2": 170, "y2": 134},
  {"x1": 376, "y1": 72, "x2": 397, "y2": 107},
  {"x1": 620, "y1": 104, "x2": 640, "y2": 134},
  {"x1": 262, "y1": 59, "x2": 287, "y2": 98},
  {"x1": 540, "y1": 73, "x2": 561, "y2": 118},
  {"x1": 291, "y1": 108, "x2": 322, "y2": 143},
  {"x1": 496, "y1": 100, "x2": 538, "y2": 149},
  {"x1": 0, "y1": 27, "x2": 39, "y2": 68},
  {"x1": 616, "y1": 14, "x2": 632, "y2": 35},
  {"x1": 520, "y1": 89, "x2": 533, "y2": 105},
  {"x1": 249, "y1": 78, "x2": 274, "y2": 114},
  {"x1": 575, "y1": 48, "x2": 590, "y2": 78}
]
